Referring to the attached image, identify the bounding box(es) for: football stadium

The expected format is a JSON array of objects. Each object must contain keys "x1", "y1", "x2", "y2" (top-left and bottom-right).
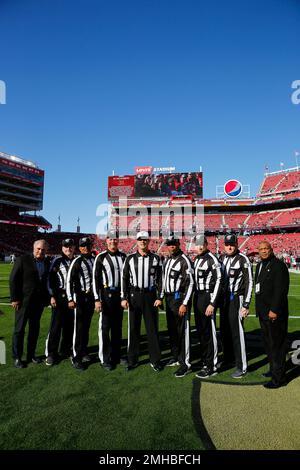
[{"x1": 0, "y1": 151, "x2": 300, "y2": 452}]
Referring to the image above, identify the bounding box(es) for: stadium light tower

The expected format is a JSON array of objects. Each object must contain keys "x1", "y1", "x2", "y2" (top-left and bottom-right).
[{"x1": 77, "y1": 216, "x2": 80, "y2": 233}]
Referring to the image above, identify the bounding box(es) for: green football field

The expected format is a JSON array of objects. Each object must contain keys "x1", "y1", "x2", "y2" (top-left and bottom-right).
[{"x1": 0, "y1": 262, "x2": 300, "y2": 450}]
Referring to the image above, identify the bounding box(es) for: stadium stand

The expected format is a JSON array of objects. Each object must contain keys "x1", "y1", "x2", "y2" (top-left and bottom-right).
[{"x1": 1, "y1": 155, "x2": 299, "y2": 260}]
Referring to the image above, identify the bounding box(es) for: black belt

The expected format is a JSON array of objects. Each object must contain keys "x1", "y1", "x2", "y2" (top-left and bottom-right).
[{"x1": 103, "y1": 287, "x2": 120, "y2": 293}]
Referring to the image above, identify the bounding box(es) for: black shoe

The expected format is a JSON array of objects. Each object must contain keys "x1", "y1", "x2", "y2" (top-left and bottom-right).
[
  {"x1": 82, "y1": 354, "x2": 92, "y2": 363},
  {"x1": 27, "y1": 356, "x2": 43, "y2": 364},
  {"x1": 195, "y1": 366, "x2": 217, "y2": 379},
  {"x1": 126, "y1": 363, "x2": 138, "y2": 372},
  {"x1": 45, "y1": 356, "x2": 55, "y2": 366},
  {"x1": 174, "y1": 366, "x2": 191, "y2": 378},
  {"x1": 72, "y1": 360, "x2": 85, "y2": 371},
  {"x1": 102, "y1": 363, "x2": 113, "y2": 371},
  {"x1": 166, "y1": 358, "x2": 179, "y2": 367},
  {"x1": 150, "y1": 362, "x2": 163, "y2": 372},
  {"x1": 262, "y1": 370, "x2": 272, "y2": 378},
  {"x1": 14, "y1": 358, "x2": 25, "y2": 369},
  {"x1": 263, "y1": 380, "x2": 287, "y2": 389}
]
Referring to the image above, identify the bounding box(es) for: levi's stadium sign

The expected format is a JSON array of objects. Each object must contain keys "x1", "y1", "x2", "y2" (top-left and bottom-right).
[
  {"x1": 135, "y1": 166, "x2": 153, "y2": 175},
  {"x1": 153, "y1": 167, "x2": 176, "y2": 173},
  {"x1": 134, "y1": 166, "x2": 177, "y2": 174}
]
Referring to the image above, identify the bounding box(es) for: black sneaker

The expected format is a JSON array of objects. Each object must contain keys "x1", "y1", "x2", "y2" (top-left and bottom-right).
[
  {"x1": 195, "y1": 367, "x2": 217, "y2": 379},
  {"x1": 166, "y1": 358, "x2": 179, "y2": 367},
  {"x1": 82, "y1": 355, "x2": 92, "y2": 363},
  {"x1": 102, "y1": 363, "x2": 113, "y2": 371},
  {"x1": 263, "y1": 380, "x2": 287, "y2": 389},
  {"x1": 150, "y1": 362, "x2": 163, "y2": 372},
  {"x1": 45, "y1": 356, "x2": 54, "y2": 367},
  {"x1": 231, "y1": 369, "x2": 247, "y2": 379},
  {"x1": 14, "y1": 358, "x2": 25, "y2": 369},
  {"x1": 174, "y1": 366, "x2": 191, "y2": 378}
]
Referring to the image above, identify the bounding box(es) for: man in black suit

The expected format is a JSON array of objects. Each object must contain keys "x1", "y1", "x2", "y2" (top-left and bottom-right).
[
  {"x1": 10, "y1": 239, "x2": 51, "y2": 368},
  {"x1": 255, "y1": 241, "x2": 290, "y2": 389}
]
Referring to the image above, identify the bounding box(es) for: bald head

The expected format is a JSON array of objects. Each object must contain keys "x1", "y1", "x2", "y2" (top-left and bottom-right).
[
  {"x1": 258, "y1": 241, "x2": 273, "y2": 260},
  {"x1": 33, "y1": 239, "x2": 48, "y2": 260}
]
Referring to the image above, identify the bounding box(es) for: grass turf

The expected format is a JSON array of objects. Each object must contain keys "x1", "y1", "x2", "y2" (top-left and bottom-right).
[{"x1": 0, "y1": 262, "x2": 300, "y2": 450}]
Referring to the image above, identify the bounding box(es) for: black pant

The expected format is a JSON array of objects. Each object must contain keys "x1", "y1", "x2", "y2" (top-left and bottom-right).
[
  {"x1": 98, "y1": 290, "x2": 123, "y2": 365},
  {"x1": 165, "y1": 294, "x2": 191, "y2": 368},
  {"x1": 127, "y1": 290, "x2": 160, "y2": 366},
  {"x1": 45, "y1": 295, "x2": 74, "y2": 358},
  {"x1": 259, "y1": 315, "x2": 288, "y2": 385},
  {"x1": 12, "y1": 300, "x2": 45, "y2": 360},
  {"x1": 73, "y1": 293, "x2": 95, "y2": 361},
  {"x1": 194, "y1": 291, "x2": 218, "y2": 371},
  {"x1": 220, "y1": 294, "x2": 247, "y2": 371}
]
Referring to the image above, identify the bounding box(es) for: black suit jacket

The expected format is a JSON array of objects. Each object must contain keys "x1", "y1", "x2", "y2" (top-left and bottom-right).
[
  {"x1": 10, "y1": 254, "x2": 51, "y2": 307},
  {"x1": 255, "y1": 255, "x2": 289, "y2": 320}
]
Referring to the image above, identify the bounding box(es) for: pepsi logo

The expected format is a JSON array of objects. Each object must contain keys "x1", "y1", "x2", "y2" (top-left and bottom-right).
[{"x1": 224, "y1": 180, "x2": 242, "y2": 197}]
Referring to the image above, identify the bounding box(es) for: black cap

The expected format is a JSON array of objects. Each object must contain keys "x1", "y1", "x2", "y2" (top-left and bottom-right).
[
  {"x1": 224, "y1": 234, "x2": 238, "y2": 245},
  {"x1": 62, "y1": 238, "x2": 75, "y2": 247},
  {"x1": 79, "y1": 237, "x2": 93, "y2": 247},
  {"x1": 165, "y1": 233, "x2": 180, "y2": 246}
]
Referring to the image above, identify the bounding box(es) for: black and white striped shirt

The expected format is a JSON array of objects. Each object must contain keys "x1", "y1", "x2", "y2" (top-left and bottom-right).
[
  {"x1": 66, "y1": 254, "x2": 95, "y2": 301},
  {"x1": 48, "y1": 255, "x2": 74, "y2": 297},
  {"x1": 194, "y1": 251, "x2": 222, "y2": 307},
  {"x1": 162, "y1": 250, "x2": 194, "y2": 305},
  {"x1": 220, "y1": 251, "x2": 253, "y2": 308},
  {"x1": 92, "y1": 250, "x2": 126, "y2": 301},
  {"x1": 121, "y1": 251, "x2": 163, "y2": 300}
]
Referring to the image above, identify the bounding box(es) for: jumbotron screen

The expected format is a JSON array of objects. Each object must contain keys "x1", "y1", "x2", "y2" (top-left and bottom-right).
[{"x1": 108, "y1": 172, "x2": 203, "y2": 200}]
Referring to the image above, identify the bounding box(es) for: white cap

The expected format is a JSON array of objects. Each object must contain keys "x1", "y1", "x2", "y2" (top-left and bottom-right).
[{"x1": 136, "y1": 231, "x2": 150, "y2": 240}]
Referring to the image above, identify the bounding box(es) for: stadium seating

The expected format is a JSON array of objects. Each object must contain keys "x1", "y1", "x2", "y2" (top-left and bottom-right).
[
  {"x1": 259, "y1": 169, "x2": 300, "y2": 196},
  {"x1": 259, "y1": 173, "x2": 285, "y2": 195},
  {"x1": 1, "y1": 166, "x2": 299, "y2": 260}
]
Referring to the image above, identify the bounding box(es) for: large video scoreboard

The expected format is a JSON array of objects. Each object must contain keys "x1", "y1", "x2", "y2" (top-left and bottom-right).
[
  {"x1": 108, "y1": 171, "x2": 203, "y2": 200},
  {"x1": 0, "y1": 152, "x2": 44, "y2": 211}
]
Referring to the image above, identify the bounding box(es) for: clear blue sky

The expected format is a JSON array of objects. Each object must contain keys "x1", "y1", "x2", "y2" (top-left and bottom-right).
[{"x1": 1, "y1": 0, "x2": 299, "y2": 233}]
